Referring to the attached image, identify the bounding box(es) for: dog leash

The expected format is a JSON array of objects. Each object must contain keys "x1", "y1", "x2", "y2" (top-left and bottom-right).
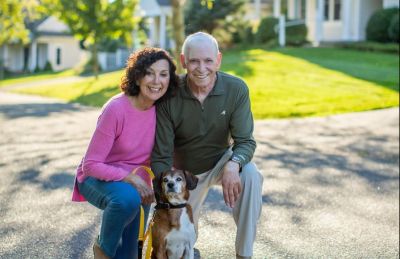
[{"x1": 132, "y1": 166, "x2": 154, "y2": 259}]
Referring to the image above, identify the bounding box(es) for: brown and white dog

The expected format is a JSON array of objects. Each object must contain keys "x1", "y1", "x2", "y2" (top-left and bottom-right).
[{"x1": 151, "y1": 169, "x2": 198, "y2": 259}]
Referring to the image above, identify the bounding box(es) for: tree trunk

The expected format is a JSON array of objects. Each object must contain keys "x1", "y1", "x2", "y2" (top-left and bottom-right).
[{"x1": 171, "y1": 0, "x2": 186, "y2": 74}]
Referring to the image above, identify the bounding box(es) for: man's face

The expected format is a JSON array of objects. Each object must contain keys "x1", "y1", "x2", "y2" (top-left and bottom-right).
[{"x1": 181, "y1": 42, "x2": 222, "y2": 89}]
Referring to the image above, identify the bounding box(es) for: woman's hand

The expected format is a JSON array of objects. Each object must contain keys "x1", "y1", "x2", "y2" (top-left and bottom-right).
[{"x1": 123, "y1": 173, "x2": 155, "y2": 205}]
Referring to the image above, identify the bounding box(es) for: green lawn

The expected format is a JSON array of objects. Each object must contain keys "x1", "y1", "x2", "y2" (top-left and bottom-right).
[
  {"x1": 12, "y1": 47, "x2": 399, "y2": 119},
  {"x1": 0, "y1": 69, "x2": 75, "y2": 87}
]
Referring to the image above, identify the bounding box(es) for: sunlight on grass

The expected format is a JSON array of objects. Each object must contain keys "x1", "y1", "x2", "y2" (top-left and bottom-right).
[
  {"x1": 0, "y1": 69, "x2": 76, "y2": 87},
  {"x1": 12, "y1": 48, "x2": 399, "y2": 119},
  {"x1": 13, "y1": 70, "x2": 124, "y2": 107},
  {"x1": 223, "y1": 48, "x2": 399, "y2": 118}
]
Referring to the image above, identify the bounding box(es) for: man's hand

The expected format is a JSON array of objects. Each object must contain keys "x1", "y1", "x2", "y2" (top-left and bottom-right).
[
  {"x1": 123, "y1": 174, "x2": 155, "y2": 205},
  {"x1": 221, "y1": 160, "x2": 242, "y2": 208}
]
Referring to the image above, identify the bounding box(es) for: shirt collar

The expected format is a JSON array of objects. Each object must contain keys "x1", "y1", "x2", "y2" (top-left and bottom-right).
[{"x1": 180, "y1": 72, "x2": 225, "y2": 99}]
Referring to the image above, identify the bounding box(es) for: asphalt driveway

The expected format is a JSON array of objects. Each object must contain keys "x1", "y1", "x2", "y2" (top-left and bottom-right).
[{"x1": 0, "y1": 92, "x2": 398, "y2": 258}]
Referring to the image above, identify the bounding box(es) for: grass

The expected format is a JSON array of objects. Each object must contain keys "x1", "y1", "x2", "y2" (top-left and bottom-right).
[
  {"x1": 11, "y1": 47, "x2": 399, "y2": 119},
  {"x1": 0, "y1": 69, "x2": 76, "y2": 88}
]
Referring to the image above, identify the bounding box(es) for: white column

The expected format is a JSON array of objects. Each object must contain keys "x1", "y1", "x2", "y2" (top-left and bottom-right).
[
  {"x1": 149, "y1": 17, "x2": 156, "y2": 46},
  {"x1": 288, "y1": 0, "x2": 296, "y2": 19},
  {"x1": 353, "y1": 0, "x2": 361, "y2": 41},
  {"x1": 314, "y1": 0, "x2": 324, "y2": 46},
  {"x1": 254, "y1": 0, "x2": 261, "y2": 20},
  {"x1": 341, "y1": 0, "x2": 352, "y2": 41},
  {"x1": 279, "y1": 15, "x2": 286, "y2": 47},
  {"x1": 30, "y1": 40, "x2": 37, "y2": 71},
  {"x1": 159, "y1": 13, "x2": 166, "y2": 49},
  {"x1": 274, "y1": 0, "x2": 281, "y2": 18}
]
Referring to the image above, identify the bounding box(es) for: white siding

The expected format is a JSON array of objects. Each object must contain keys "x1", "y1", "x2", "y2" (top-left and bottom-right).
[
  {"x1": 7, "y1": 45, "x2": 24, "y2": 72},
  {"x1": 37, "y1": 36, "x2": 82, "y2": 71},
  {"x1": 36, "y1": 16, "x2": 70, "y2": 33}
]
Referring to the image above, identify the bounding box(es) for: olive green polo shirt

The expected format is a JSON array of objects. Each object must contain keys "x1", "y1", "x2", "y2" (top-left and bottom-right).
[{"x1": 151, "y1": 71, "x2": 256, "y2": 175}]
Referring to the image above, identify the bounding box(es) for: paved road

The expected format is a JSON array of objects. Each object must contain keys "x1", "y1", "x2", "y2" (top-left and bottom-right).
[{"x1": 0, "y1": 92, "x2": 398, "y2": 258}]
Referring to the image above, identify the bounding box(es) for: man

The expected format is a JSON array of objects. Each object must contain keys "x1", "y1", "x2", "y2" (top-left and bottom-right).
[{"x1": 151, "y1": 32, "x2": 263, "y2": 259}]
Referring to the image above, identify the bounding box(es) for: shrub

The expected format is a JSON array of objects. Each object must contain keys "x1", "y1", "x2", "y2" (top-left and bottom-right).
[
  {"x1": 232, "y1": 23, "x2": 255, "y2": 45},
  {"x1": 286, "y1": 21, "x2": 308, "y2": 46},
  {"x1": 33, "y1": 66, "x2": 41, "y2": 73},
  {"x1": 43, "y1": 61, "x2": 53, "y2": 72},
  {"x1": 255, "y1": 17, "x2": 278, "y2": 44},
  {"x1": 366, "y1": 7, "x2": 399, "y2": 43},
  {"x1": 388, "y1": 13, "x2": 399, "y2": 42}
]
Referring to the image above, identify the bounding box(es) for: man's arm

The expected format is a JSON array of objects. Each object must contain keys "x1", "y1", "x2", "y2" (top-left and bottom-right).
[
  {"x1": 221, "y1": 81, "x2": 256, "y2": 208},
  {"x1": 229, "y1": 82, "x2": 257, "y2": 166},
  {"x1": 151, "y1": 101, "x2": 175, "y2": 176}
]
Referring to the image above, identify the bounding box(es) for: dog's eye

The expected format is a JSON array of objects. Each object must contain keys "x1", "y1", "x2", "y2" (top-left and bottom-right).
[
  {"x1": 176, "y1": 177, "x2": 182, "y2": 182},
  {"x1": 163, "y1": 178, "x2": 168, "y2": 182}
]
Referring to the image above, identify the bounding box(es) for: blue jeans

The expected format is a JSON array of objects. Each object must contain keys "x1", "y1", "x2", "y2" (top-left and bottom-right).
[{"x1": 78, "y1": 177, "x2": 150, "y2": 259}]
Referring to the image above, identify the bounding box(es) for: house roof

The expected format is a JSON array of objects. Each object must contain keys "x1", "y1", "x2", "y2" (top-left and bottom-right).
[
  {"x1": 156, "y1": 0, "x2": 170, "y2": 6},
  {"x1": 26, "y1": 16, "x2": 73, "y2": 38}
]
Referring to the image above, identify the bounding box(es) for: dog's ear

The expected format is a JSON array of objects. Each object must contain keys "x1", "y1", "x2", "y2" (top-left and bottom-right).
[
  {"x1": 183, "y1": 170, "x2": 198, "y2": 190},
  {"x1": 152, "y1": 172, "x2": 164, "y2": 202}
]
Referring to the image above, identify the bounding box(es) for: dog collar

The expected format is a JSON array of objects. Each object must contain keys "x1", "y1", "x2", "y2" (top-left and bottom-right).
[{"x1": 155, "y1": 202, "x2": 187, "y2": 210}]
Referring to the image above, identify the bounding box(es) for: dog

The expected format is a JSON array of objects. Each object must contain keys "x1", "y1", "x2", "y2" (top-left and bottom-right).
[{"x1": 151, "y1": 169, "x2": 198, "y2": 259}]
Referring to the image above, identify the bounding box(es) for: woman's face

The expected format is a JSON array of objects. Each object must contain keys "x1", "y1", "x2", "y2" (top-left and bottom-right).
[{"x1": 138, "y1": 59, "x2": 170, "y2": 103}]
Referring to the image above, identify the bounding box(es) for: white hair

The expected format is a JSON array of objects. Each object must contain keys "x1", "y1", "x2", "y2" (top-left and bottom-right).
[{"x1": 181, "y1": 32, "x2": 219, "y2": 57}]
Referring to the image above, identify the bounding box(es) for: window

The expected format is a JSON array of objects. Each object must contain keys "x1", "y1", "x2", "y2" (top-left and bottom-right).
[
  {"x1": 300, "y1": 0, "x2": 306, "y2": 19},
  {"x1": 333, "y1": 0, "x2": 341, "y2": 20},
  {"x1": 56, "y1": 48, "x2": 61, "y2": 65},
  {"x1": 323, "y1": 0, "x2": 341, "y2": 21},
  {"x1": 324, "y1": 0, "x2": 329, "y2": 21}
]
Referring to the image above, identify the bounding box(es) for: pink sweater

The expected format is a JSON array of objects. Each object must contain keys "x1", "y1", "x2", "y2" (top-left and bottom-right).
[{"x1": 72, "y1": 93, "x2": 156, "y2": 201}]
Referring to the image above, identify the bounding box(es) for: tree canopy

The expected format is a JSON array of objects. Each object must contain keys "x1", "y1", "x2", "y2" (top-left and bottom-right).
[
  {"x1": 184, "y1": 0, "x2": 245, "y2": 34},
  {"x1": 44, "y1": 0, "x2": 139, "y2": 77},
  {"x1": 0, "y1": 0, "x2": 30, "y2": 46}
]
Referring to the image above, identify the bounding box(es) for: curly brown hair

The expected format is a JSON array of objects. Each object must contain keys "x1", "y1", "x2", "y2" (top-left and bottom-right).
[{"x1": 120, "y1": 47, "x2": 178, "y2": 103}]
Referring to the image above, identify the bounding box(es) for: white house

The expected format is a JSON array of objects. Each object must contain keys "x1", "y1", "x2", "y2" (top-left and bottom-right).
[
  {"x1": 1, "y1": 16, "x2": 84, "y2": 73},
  {"x1": 136, "y1": 0, "x2": 173, "y2": 49},
  {"x1": 272, "y1": 0, "x2": 399, "y2": 46}
]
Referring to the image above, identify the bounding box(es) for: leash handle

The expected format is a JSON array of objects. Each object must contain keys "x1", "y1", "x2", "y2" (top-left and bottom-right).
[
  {"x1": 132, "y1": 166, "x2": 154, "y2": 259},
  {"x1": 131, "y1": 165, "x2": 155, "y2": 187}
]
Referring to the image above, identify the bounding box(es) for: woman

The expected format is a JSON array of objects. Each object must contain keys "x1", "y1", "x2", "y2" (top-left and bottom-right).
[{"x1": 72, "y1": 47, "x2": 178, "y2": 259}]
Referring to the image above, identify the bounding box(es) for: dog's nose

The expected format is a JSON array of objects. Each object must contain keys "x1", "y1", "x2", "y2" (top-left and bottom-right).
[{"x1": 167, "y1": 182, "x2": 174, "y2": 188}]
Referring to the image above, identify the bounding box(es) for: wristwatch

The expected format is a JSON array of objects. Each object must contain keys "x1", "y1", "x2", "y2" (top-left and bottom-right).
[{"x1": 229, "y1": 155, "x2": 242, "y2": 170}]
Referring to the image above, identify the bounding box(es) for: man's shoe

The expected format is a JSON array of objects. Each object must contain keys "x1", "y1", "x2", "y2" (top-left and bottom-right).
[
  {"x1": 236, "y1": 254, "x2": 251, "y2": 259},
  {"x1": 93, "y1": 240, "x2": 110, "y2": 259}
]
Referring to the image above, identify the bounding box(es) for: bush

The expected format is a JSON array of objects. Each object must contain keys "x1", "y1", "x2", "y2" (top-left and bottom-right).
[
  {"x1": 232, "y1": 23, "x2": 255, "y2": 45},
  {"x1": 255, "y1": 17, "x2": 308, "y2": 46},
  {"x1": 286, "y1": 21, "x2": 308, "y2": 46},
  {"x1": 388, "y1": 13, "x2": 399, "y2": 42},
  {"x1": 255, "y1": 17, "x2": 278, "y2": 44},
  {"x1": 43, "y1": 61, "x2": 53, "y2": 72},
  {"x1": 366, "y1": 7, "x2": 399, "y2": 43}
]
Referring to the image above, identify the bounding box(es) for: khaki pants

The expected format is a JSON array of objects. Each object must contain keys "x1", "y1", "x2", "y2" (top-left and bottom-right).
[{"x1": 188, "y1": 149, "x2": 264, "y2": 257}]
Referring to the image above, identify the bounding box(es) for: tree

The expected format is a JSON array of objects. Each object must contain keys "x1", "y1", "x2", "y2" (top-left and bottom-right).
[
  {"x1": 45, "y1": 0, "x2": 138, "y2": 78},
  {"x1": 170, "y1": 0, "x2": 185, "y2": 73},
  {"x1": 184, "y1": 0, "x2": 245, "y2": 34},
  {"x1": 170, "y1": 0, "x2": 217, "y2": 73},
  {"x1": 0, "y1": 0, "x2": 30, "y2": 79}
]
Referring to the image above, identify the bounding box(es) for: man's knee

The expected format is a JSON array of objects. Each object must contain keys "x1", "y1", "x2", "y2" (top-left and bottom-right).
[{"x1": 240, "y1": 162, "x2": 263, "y2": 187}]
